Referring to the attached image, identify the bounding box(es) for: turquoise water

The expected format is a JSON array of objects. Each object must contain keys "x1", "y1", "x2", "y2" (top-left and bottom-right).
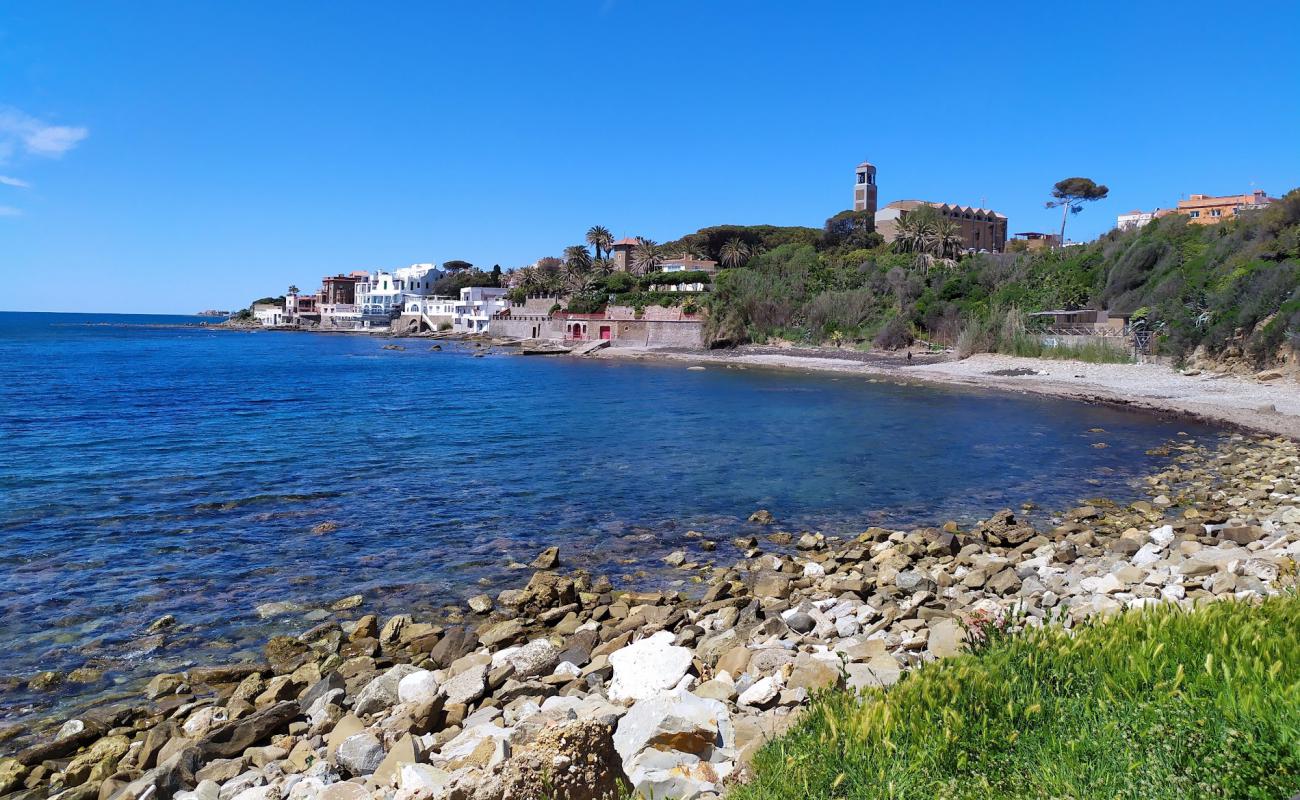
[{"x1": 0, "y1": 312, "x2": 1212, "y2": 727}]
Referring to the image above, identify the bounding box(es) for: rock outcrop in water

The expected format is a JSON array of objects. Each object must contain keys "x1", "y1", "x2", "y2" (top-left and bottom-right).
[{"x1": 3, "y1": 435, "x2": 1300, "y2": 800}]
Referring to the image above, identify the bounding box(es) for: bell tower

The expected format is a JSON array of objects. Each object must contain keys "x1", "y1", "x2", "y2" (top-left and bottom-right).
[{"x1": 854, "y1": 160, "x2": 877, "y2": 216}]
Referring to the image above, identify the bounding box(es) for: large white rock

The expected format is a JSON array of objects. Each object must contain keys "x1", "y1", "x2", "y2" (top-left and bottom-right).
[
  {"x1": 613, "y1": 688, "x2": 737, "y2": 797},
  {"x1": 1132, "y1": 543, "x2": 1164, "y2": 567},
  {"x1": 737, "y1": 675, "x2": 782, "y2": 708},
  {"x1": 434, "y1": 723, "x2": 514, "y2": 765},
  {"x1": 1149, "y1": 525, "x2": 1175, "y2": 548},
  {"x1": 608, "y1": 631, "x2": 694, "y2": 703},
  {"x1": 613, "y1": 688, "x2": 733, "y2": 767},
  {"x1": 398, "y1": 763, "x2": 451, "y2": 793},
  {"x1": 624, "y1": 747, "x2": 734, "y2": 799},
  {"x1": 335, "y1": 732, "x2": 385, "y2": 776},
  {"x1": 396, "y1": 669, "x2": 440, "y2": 706}
]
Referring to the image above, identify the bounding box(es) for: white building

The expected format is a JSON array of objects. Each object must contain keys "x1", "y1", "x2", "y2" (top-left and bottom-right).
[
  {"x1": 252, "y1": 303, "x2": 285, "y2": 327},
  {"x1": 357, "y1": 264, "x2": 446, "y2": 321},
  {"x1": 651, "y1": 256, "x2": 718, "y2": 292},
  {"x1": 453, "y1": 286, "x2": 508, "y2": 332},
  {"x1": 1117, "y1": 209, "x2": 1156, "y2": 230},
  {"x1": 394, "y1": 263, "x2": 444, "y2": 294}
]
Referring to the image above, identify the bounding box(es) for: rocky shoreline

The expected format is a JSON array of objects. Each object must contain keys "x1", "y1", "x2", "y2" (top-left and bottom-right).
[{"x1": 3, "y1": 434, "x2": 1299, "y2": 800}]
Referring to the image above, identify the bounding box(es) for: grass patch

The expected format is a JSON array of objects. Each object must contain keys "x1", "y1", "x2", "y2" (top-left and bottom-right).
[
  {"x1": 1003, "y1": 335, "x2": 1134, "y2": 364},
  {"x1": 732, "y1": 596, "x2": 1300, "y2": 800}
]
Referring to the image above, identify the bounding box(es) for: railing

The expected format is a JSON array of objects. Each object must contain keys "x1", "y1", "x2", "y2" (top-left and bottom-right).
[{"x1": 1038, "y1": 324, "x2": 1130, "y2": 338}]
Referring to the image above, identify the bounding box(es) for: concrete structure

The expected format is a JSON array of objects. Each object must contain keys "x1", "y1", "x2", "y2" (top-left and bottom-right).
[
  {"x1": 252, "y1": 303, "x2": 285, "y2": 327},
  {"x1": 321, "y1": 273, "x2": 363, "y2": 305},
  {"x1": 1010, "y1": 231, "x2": 1061, "y2": 251},
  {"x1": 356, "y1": 271, "x2": 403, "y2": 321},
  {"x1": 1169, "y1": 190, "x2": 1277, "y2": 225},
  {"x1": 489, "y1": 296, "x2": 563, "y2": 340},
  {"x1": 354, "y1": 264, "x2": 444, "y2": 325},
  {"x1": 610, "y1": 238, "x2": 639, "y2": 273},
  {"x1": 1117, "y1": 209, "x2": 1157, "y2": 230},
  {"x1": 284, "y1": 291, "x2": 320, "y2": 323},
  {"x1": 1028, "y1": 309, "x2": 1131, "y2": 336},
  {"x1": 853, "y1": 160, "x2": 878, "y2": 216},
  {"x1": 453, "y1": 286, "x2": 508, "y2": 333},
  {"x1": 489, "y1": 300, "x2": 704, "y2": 349},
  {"x1": 394, "y1": 263, "x2": 444, "y2": 293},
  {"x1": 875, "y1": 200, "x2": 1008, "y2": 252}
]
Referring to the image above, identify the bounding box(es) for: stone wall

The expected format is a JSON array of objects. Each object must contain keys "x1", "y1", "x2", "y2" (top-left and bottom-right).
[{"x1": 489, "y1": 317, "x2": 561, "y2": 340}]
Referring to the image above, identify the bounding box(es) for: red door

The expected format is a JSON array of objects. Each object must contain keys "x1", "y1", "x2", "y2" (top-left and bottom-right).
[{"x1": 599, "y1": 325, "x2": 612, "y2": 340}]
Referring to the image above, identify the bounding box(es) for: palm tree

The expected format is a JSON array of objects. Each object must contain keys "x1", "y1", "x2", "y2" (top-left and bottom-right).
[
  {"x1": 287, "y1": 285, "x2": 299, "y2": 295},
  {"x1": 592, "y1": 257, "x2": 616, "y2": 277},
  {"x1": 681, "y1": 240, "x2": 709, "y2": 260},
  {"x1": 719, "y1": 237, "x2": 751, "y2": 269},
  {"x1": 936, "y1": 219, "x2": 965, "y2": 261},
  {"x1": 891, "y1": 214, "x2": 924, "y2": 255},
  {"x1": 630, "y1": 237, "x2": 662, "y2": 275},
  {"x1": 586, "y1": 226, "x2": 613, "y2": 261},
  {"x1": 562, "y1": 245, "x2": 592, "y2": 292},
  {"x1": 563, "y1": 244, "x2": 592, "y2": 273}
]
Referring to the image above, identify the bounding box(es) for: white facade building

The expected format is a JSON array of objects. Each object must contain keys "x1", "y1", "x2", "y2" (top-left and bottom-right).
[
  {"x1": 252, "y1": 303, "x2": 284, "y2": 327},
  {"x1": 394, "y1": 263, "x2": 444, "y2": 294},
  {"x1": 1117, "y1": 209, "x2": 1156, "y2": 230},
  {"x1": 453, "y1": 286, "x2": 509, "y2": 332},
  {"x1": 357, "y1": 264, "x2": 446, "y2": 321},
  {"x1": 356, "y1": 271, "x2": 401, "y2": 318}
]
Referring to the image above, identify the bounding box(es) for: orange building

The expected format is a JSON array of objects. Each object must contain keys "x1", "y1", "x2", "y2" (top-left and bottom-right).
[{"x1": 1169, "y1": 189, "x2": 1277, "y2": 224}]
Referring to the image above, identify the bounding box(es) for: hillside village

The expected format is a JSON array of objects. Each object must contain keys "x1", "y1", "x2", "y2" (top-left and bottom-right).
[{"x1": 237, "y1": 161, "x2": 1297, "y2": 372}]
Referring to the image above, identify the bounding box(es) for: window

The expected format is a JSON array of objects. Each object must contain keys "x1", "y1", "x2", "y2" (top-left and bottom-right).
[
  {"x1": 1210, "y1": 209, "x2": 1222, "y2": 217},
  {"x1": 1189, "y1": 210, "x2": 1201, "y2": 218},
  {"x1": 857, "y1": 173, "x2": 865, "y2": 184}
]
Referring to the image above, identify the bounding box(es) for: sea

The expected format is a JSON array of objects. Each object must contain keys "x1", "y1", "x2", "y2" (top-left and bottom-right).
[{"x1": 0, "y1": 311, "x2": 1217, "y2": 731}]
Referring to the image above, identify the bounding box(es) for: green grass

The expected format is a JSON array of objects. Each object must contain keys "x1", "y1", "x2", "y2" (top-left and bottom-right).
[
  {"x1": 732, "y1": 596, "x2": 1300, "y2": 800},
  {"x1": 1000, "y1": 333, "x2": 1135, "y2": 364}
]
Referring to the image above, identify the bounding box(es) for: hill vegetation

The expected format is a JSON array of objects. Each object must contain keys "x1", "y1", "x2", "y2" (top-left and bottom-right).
[{"x1": 700, "y1": 189, "x2": 1300, "y2": 367}]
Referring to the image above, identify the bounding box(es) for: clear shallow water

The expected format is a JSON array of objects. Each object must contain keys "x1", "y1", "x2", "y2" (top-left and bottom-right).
[{"x1": 0, "y1": 312, "x2": 1215, "y2": 726}]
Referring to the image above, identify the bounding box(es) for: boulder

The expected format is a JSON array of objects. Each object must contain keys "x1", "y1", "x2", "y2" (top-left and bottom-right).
[
  {"x1": 928, "y1": 618, "x2": 964, "y2": 658},
  {"x1": 353, "y1": 664, "x2": 420, "y2": 716},
  {"x1": 615, "y1": 689, "x2": 735, "y2": 800},
  {"x1": 467, "y1": 594, "x2": 494, "y2": 615},
  {"x1": 846, "y1": 655, "x2": 901, "y2": 690},
  {"x1": 263, "y1": 636, "x2": 311, "y2": 674},
  {"x1": 505, "y1": 639, "x2": 560, "y2": 678},
  {"x1": 530, "y1": 546, "x2": 561, "y2": 569},
  {"x1": 199, "y1": 701, "x2": 298, "y2": 760},
  {"x1": 145, "y1": 672, "x2": 185, "y2": 699},
  {"x1": 396, "y1": 669, "x2": 440, "y2": 706},
  {"x1": 752, "y1": 574, "x2": 792, "y2": 600},
  {"x1": 782, "y1": 612, "x2": 815, "y2": 635},
  {"x1": 441, "y1": 663, "x2": 488, "y2": 706},
  {"x1": 499, "y1": 719, "x2": 628, "y2": 800},
  {"x1": 613, "y1": 689, "x2": 733, "y2": 764},
  {"x1": 336, "y1": 732, "x2": 385, "y2": 776},
  {"x1": 737, "y1": 675, "x2": 782, "y2": 708},
  {"x1": 608, "y1": 631, "x2": 693, "y2": 703}
]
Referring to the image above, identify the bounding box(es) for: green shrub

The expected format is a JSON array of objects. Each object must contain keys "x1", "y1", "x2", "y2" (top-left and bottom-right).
[{"x1": 735, "y1": 595, "x2": 1300, "y2": 800}]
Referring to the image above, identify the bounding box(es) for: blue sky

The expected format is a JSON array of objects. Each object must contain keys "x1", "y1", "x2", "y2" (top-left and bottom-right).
[{"x1": 3, "y1": 1, "x2": 1299, "y2": 313}]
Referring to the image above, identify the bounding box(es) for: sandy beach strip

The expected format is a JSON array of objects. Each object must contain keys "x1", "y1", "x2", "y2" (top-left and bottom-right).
[{"x1": 594, "y1": 346, "x2": 1300, "y2": 439}]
